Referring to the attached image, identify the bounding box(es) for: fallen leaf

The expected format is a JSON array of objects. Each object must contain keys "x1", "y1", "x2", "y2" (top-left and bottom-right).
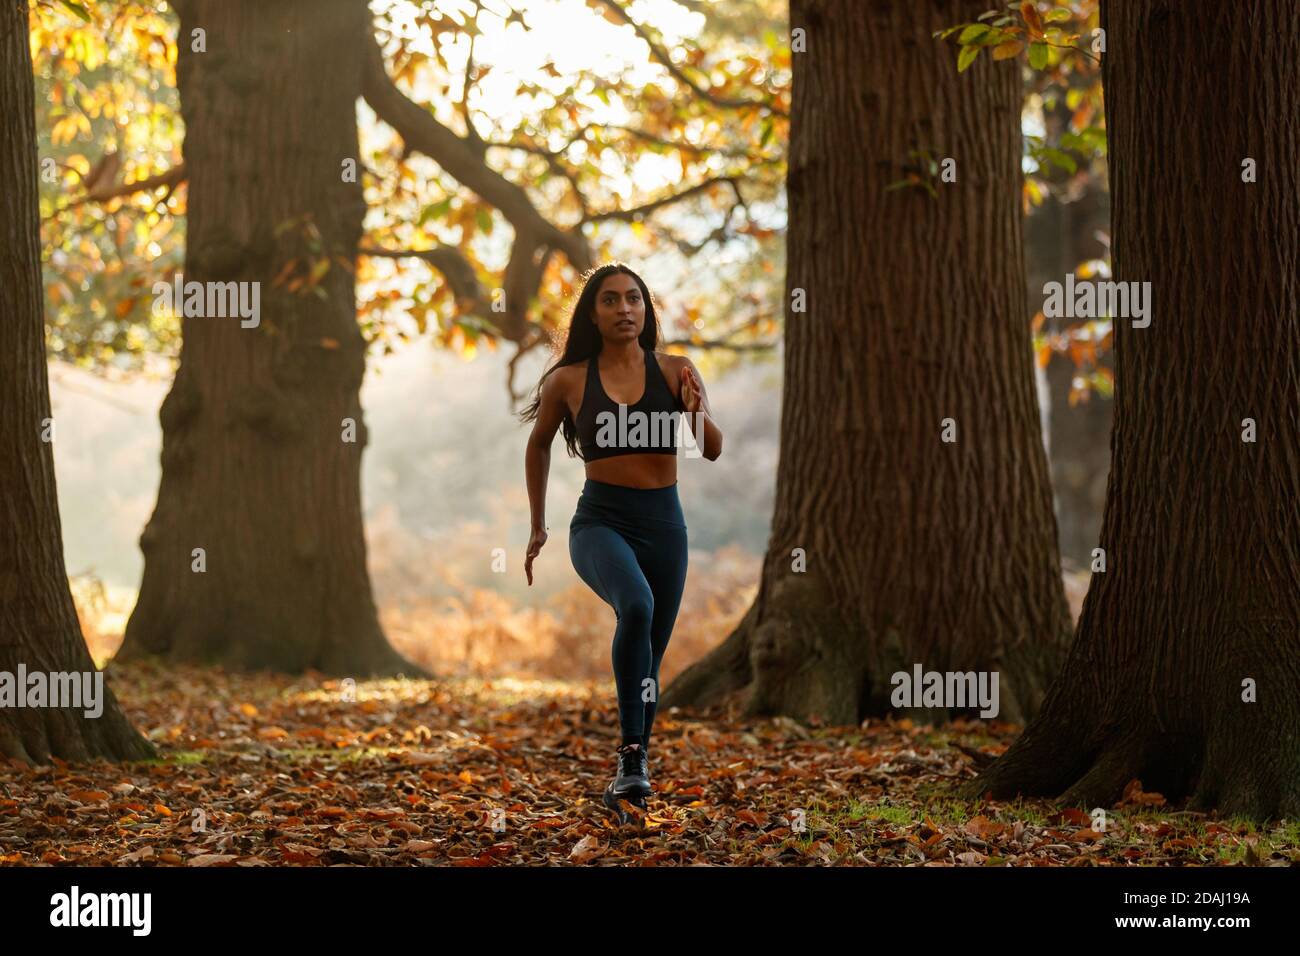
[
  {"x1": 67, "y1": 789, "x2": 110, "y2": 803},
  {"x1": 569, "y1": 835, "x2": 605, "y2": 864},
  {"x1": 1119, "y1": 778, "x2": 1166, "y2": 808},
  {"x1": 965, "y1": 815, "x2": 1007, "y2": 839},
  {"x1": 403, "y1": 752, "x2": 440, "y2": 765}
]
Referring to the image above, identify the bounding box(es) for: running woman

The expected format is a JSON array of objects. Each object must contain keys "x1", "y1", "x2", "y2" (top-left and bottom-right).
[{"x1": 520, "y1": 263, "x2": 723, "y2": 818}]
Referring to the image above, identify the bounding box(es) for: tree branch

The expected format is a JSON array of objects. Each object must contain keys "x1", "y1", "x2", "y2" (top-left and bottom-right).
[
  {"x1": 484, "y1": 134, "x2": 591, "y2": 219},
  {"x1": 663, "y1": 310, "x2": 779, "y2": 353},
  {"x1": 361, "y1": 33, "x2": 590, "y2": 341},
  {"x1": 358, "y1": 245, "x2": 485, "y2": 308},
  {"x1": 661, "y1": 200, "x2": 749, "y2": 257},
  {"x1": 43, "y1": 163, "x2": 187, "y2": 221},
  {"x1": 583, "y1": 175, "x2": 744, "y2": 224},
  {"x1": 661, "y1": 336, "x2": 777, "y2": 352},
  {"x1": 487, "y1": 121, "x2": 761, "y2": 161},
  {"x1": 506, "y1": 329, "x2": 550, "y2": 407},
  {"x1": 592, "y1": 0, "x2": 787, "y2": 118},
  {"x1": 585, "y1": 122, "x2": 764, "y2": 159}
]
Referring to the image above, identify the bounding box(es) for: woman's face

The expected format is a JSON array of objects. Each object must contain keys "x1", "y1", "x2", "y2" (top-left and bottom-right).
[{"x1": 592, "y1": 273, "x2": 645, "y2": 343}]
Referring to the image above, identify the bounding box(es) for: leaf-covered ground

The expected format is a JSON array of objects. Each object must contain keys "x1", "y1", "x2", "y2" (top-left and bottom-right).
[{"x1": 1, "y1": 661, "x2": 1296, "y2": 866}]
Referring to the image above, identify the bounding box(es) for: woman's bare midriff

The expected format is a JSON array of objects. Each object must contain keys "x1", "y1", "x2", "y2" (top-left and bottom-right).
[{"x1": 584, "y1": 453, "x2": 678, "y2": 488}]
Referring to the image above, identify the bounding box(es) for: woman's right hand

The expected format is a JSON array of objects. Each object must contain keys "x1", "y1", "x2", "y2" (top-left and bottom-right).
[{"x1": 524, "y1": 526, "x2": 548, "y2": 586}]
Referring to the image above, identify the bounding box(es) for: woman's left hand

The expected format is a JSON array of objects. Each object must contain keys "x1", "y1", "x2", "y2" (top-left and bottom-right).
[{"x1": 680, "y1": 365, "x2": 703, "y2": 413}]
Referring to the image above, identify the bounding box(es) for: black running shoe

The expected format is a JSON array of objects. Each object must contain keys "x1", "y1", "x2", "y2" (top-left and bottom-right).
[{"x1": 609, "y1": 743, "x2": 651, "y2": 799}]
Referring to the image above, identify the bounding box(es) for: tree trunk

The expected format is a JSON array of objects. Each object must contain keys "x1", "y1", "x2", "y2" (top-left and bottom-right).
[
  {"x1": 0, "y1": 0, "x2": 153, "y2": 762},
  {"x1": 122, "y1": 0, "x2": 408, "y2": 675},
  {"x1": 963, "y1": 0, "x2": 1300, "y2": 820},
  {"x1": 664, "y1": 0, "x2": 1072, "y2": 725}
]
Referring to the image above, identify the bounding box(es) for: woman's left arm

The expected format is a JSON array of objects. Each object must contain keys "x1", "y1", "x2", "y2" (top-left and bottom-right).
[{"x1": 677, "y1": 357, "x2": 723, "y2": 460}]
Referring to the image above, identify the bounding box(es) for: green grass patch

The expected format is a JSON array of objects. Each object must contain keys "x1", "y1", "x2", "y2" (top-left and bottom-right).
[{"x1": 846, "y1": 800, "x2": 913, "y2": 826}]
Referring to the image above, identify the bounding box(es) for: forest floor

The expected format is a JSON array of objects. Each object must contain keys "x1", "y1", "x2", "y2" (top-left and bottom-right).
[{"x1": 1, "y1": 660, "x2": 1297, "y2": 866}]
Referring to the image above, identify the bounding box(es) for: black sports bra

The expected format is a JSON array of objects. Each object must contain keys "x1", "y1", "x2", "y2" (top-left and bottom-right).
[{"x1": 575, "y1": 348, "x2": 681, "y2": 460}]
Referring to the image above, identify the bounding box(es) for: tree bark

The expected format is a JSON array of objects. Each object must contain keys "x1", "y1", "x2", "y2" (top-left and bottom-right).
[
  {"x1": 0, "y1": 0, "x2": 153, "y2": 762},
  {"x1": 963, "y1": 0, "x2": 1300, "y2": 820},
  {"x1": 122, "y1": 0, "x2": 409, "y2": 675},
  {"x1": 664, "y1": 0, "x2": 1072, "y2": 725}
]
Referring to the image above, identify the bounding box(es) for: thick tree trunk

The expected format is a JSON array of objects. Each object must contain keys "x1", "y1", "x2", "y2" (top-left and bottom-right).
[
  {"x1": 665, "y1": 0, "x2": 1072, "y2": 725},
  {"x1": 0, "y1": 0, "x2": 153, "y2": 762},
  {"x1": 964, "y1": 0, "x2": 1300, "y2": 820},
  {"x1": 122, "y1": 0, "x2": 408, "y2": 675}
]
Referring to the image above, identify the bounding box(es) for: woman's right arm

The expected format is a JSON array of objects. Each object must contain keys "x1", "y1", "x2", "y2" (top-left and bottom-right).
[{"x1": 524, "y1": 369, "x2": 568, "y2": 586}]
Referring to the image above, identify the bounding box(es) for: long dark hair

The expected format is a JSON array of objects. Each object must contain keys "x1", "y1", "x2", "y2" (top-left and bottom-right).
[{"x1": 519, "y1": 262, "x2": 661, "y2": 458}]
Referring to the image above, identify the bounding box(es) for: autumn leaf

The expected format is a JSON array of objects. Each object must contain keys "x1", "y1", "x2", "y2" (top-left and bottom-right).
[
  {"x1": 1071, "y1": 99, "x2": 1095, "y2": 131},
  {"x1": 401, "y1": 839, "x2": 439, "y2": 853},
  {"x1": 1119, "y1": 778, "x2": 1167, "y2": 807},
  {"x1": 992, "y1": 40, "x2": 1024, "y2": 61},
  {"x1": 403, "y1": 751, "x2": 440, "y2": 765},
  {"x1": 67, "y1": 789, "x2": 110, "y2": 803},
  {"x1": 60, "y1": 1, "x2": 93, "y2": 22},
  {"x1": 529, "y1": 817, "x2": 568, "y2": 830},
  {"x1": 964, "y1": 815, "x2": 1007, "y2": 839},
  {"x1": 1021, "y1": 2, "x2": 1044, "y2": 36},
  {"x1": 569, "y1": 835, "x2": 605, "y2": 863}
]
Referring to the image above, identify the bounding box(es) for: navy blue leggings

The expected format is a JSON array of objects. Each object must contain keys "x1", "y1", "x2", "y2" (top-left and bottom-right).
[{"x1": 569, "y1": 478, "x2": 688, "y2": 750}]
